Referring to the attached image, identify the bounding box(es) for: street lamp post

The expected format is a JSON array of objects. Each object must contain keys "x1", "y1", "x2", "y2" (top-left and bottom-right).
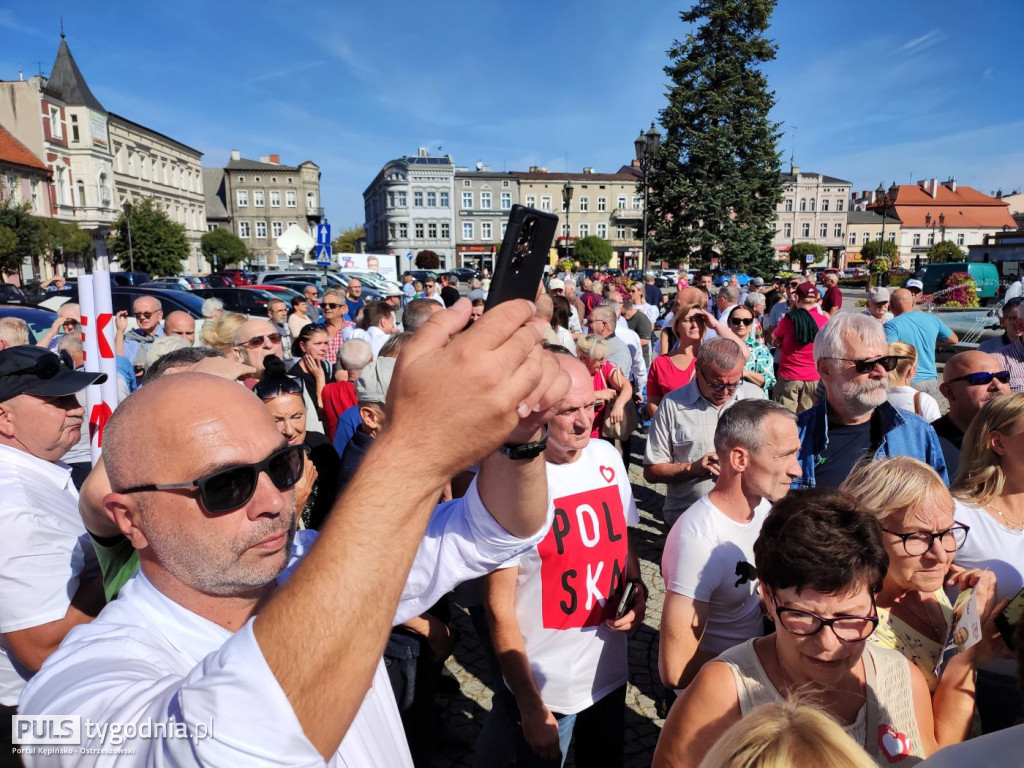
[
  {"x1": 634, "y1": 122, "x2": 661, "y2": 273},
  {"x1": 562, "y1": 180, "x2": 574, "y2": 262},
  {"x1": 122, "y1": 201, "x2": 135, "y2": 273},
  {"x1": 938, "y1": 212, "x2": 946, "y2": 244},
  {"x1": 875, "y1": 182, "x2": 898, "y2": 278}
]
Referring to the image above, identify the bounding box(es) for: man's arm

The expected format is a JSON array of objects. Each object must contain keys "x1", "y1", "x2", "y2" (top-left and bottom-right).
[
  {"x1": 483, "y1": 566, "x2": 561, "y2": 761},
  {"x1": 658, "y1": 592, "x2": 713, "y2": 690}
]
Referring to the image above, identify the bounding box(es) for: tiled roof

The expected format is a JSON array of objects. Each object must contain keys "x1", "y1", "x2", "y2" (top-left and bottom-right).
[
  {"x1": 874, "y1": 184, "x2": 1016, "y2": 229},
  {"x1": 45, "y1": 39, "x2": 105, "y2": 113},
  {"x1": 225, "y1": 157, "x2": 300, "y2": 172},
  {"x1": 846, "y1": 210, "x2": 900, "y2": 225},
  {"x1": 0, "y1": 125, "x2": 48, "y2": 172}
]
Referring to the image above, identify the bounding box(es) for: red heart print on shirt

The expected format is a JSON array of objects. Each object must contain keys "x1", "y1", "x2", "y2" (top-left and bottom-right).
[
  {"x1": 878, "y1": 724, "x2": 912, "y2": 762},
  {"x1": 599, "y1": 466, "x2": 615, "y2": 484}
]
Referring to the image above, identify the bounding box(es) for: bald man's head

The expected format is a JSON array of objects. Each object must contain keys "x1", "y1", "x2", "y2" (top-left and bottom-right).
[
  {"x1": 164, "y1": 311, "x2": 195, "y2": 344},
  {"x1": 940, "y1": 350, "x2": 1010, "y2": 431},
  {"x1": 677, "y1": 286, "x2": 704, "y2": 309},
  {"x1": 890, "y1": 289, "x2": 914, "y2": 316}
]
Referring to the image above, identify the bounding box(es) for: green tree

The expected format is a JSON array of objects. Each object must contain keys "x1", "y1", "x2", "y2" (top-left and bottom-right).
[
  {"x1": 573, "y1": 236, "x2": 613, "y2": 267},
  {"x1": 37, "y1": 218, "x2": 92, "y2": 275},
  {"x1": 929, "y1": 240, "x2": 966, "y2": 263},
  {"x1": 789, "y1": 242, "x2": 827, "y2": 269},
  {"x1": 859, "y1": 239, "x2": 898, "y2": 265},
  {"x1": 648, "y1": 0, "x2": 783, "y2": 277},
  {"x1": 415, "y1": 250, "x2": 440, "y2": 269},
  {"x1": 0, "y1": 226, "x2": 17, "y2": 266},
  {"x1": 108, "y1": 197, "x2": 189, "y2": 276},
  {"x1": 0, "y1": 198, "x2": 43, "y2": 279},
  {"x1": 331, "y1": 225, "x2": 366, "y2": 255},
  {"x1": 201, "y1": 228, "x2": 250, "y2": 270}
]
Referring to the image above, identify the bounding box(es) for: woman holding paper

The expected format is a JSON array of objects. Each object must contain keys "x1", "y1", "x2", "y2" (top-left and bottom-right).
[{"x1": 841, "y1": 458, "x2": 1005, "y2": 744}]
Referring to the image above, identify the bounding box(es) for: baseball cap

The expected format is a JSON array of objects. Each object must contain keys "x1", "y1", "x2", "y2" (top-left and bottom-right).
[
  {"x1": 751, "y1": 277, "x2": 764, "y2": 288},
  {"x1": 0, "y1": 346, "x2": 106, "y2": 403},
  {"x1": 905, "y1": 279, "x2": 924, "y2": 291},
  {"x1": 548, "y1": 278, "x2": 566, "y2": 292},
  {"x1": 355, "y1": 357, "x2": 397, "y2": 405},
  {"x1": 384, "y1": 287, "x2": 404, "y2": 298},
  {"x1": 868, "y1": 287, "x2": 890, "y2": 303},
  {"x1": 795, "y1": 282, "x2": 819, "y2": 299}
]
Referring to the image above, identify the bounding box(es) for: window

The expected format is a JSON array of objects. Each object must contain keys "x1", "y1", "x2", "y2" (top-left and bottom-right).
[
  {"x1": 616, "y1": 225, "x2": 627, "y2": 239},
  {"x1": 76, "y1": 181, "x2": 85, "y2": 207},
  {"x1": 414, "y1": 191, "x2": 424, "y2": 207},
  {"x1": 238, "y1": 221, "x2": 250, "y2": 238},
  {"x1": 849, "y1": 231, "x2": 857, "y2": 245},
  {"x1": 502, "y1": 180, "x2": 510, "y2": 188},
  {"x1": 287, "y1": 177, "x2": 293, "y2": 184},
  {"x1": 439, "y1": 192, "x2": 449, "y2": 207},
  {"x1": 822, "y1": 199, "x2": 830, "y2": 212},
  {"x1": 253, "y1": 189, "x2": 264, "y2": 207},
  {"x1": 256, "y1": 221, "x2": 267, "y2": 238},
  {"x1": 526, "y1": 195, "x2": 536, "y2": 207},
  {"x1": 837, "y1": 199, "x2": 844, "y2": 212},
  {"x1": 399, "y1": 222, "x2": 409, "y2": 238},
  {"x1": 597, "y1": 223, "x2": 608, "y2": 238},
  {"x1": 540, "y1": 196, "x2": 552, "y2": 212},
  {"x1": 286, "y1": 191, "x2": 296, "y2": 207},
  {"x1": 579, "y1": 223, "x2": 590, "y2": 237},
  {"x1": 478, "y1": 191, "x2": 490, "y2": 210},
  {"x1": 49, "y1": 107, "x2": 62, "y2": 138},
  {"x1": 270, "y1": 176, "x2": 277, "y2": 183},
  {"x1": 801, "y1": 223, "x2": 811, "y2": 237},
  {"x1": 253, "y1": 176, "x2": 261, "y2": 183},
  {"x1": 810, "y1": 198, "x2": 816, "y2": 212},
  {"x1": 561, "y1": 224, "x2": 570, "y2": 238},
  {"x1": 462, "y1": 191, "x2": 473, "y2": 209},
  {"x1": 272, "y1": 221, "x2": 283, "y2": 237},
  {"x1": 440, "y1": 222, "x2": 450, "y2": 239},
  {"x1": 957, "y1": 233, "x2": 965, "y2": 246},
  {"x1": 889, "y1": 232, "x2": 896, "y2": 243},
  {"x1": 799, "y1": 198, "x2": 806, "y2": 211},
  {"x1": 307, "y1": 191, "x2": 317, "y2": 209},
  {"x1": 834, "y1": 223, "x2": 843, "y2": 238},
  {"x1": 784, "y1": 223, "x2": 792, "y2": 238},
  {"x1": 428, "y1": 222, "x2": 437, "y2": 238},
  {"x1": 913, "y1": 233, "x2": 921, "y2": 246},
  {"x1": 785, "y1": 198, "x2": 793, "y2": 212},
  {"x1": 597, "y1": 197, "x2": 607, "y2": 212},
  {"x1": 927, "y1": 233, "x2": 935, "y2": 246},
  {"x1": 500, "y1": 222, "x2": 507, "y2": 237},
  {"x1": 579, "y1": 197, "x2": 589, "y2": 212},
  {"x1": 463, "y1": 179, "x2": 471, "y2": 187},
  {"x1": 237, "y1": 189, "x2": 248, "y2": 207},
  {"x1": 207, "y1": 224, "x2": 218, "y2": 232},
  {"x1": 427, "y1": 191, "x2": 436, "y2": 207},
  {"x1": 632, "y1": 196, "x2": 642, "y2": 209},
  {"x1": 388, "y1": 192, "x2": 395, "y2": 208},
  {"x1": 501, "y1": 192, "x2": 511, "y2": 209},
  {"x1": 397, "y1": 192, "x2": 408, "y2": 207},
  {"x1": 70, "y1": 115, "x2": 80, "y2": 142},
  {"x1": 820, "y1": 222, "x2": 828, "y2": 238},
  {"x1": 482, "y1": 221, "x2": 493, "y2": 240},
  {"x1": 463, "y1": 222, "x2": 474, "y2": 240},
  {"x1": 617, "y1": 195, "x2": 626, "y2": 209},
  {"x1": 270, "y1": 190, "x2": 281, "y2": 207},
  {"x1": 238, "y1": 176, "x2": 245, "y2": 184},
  {"x1": 415, "y1": 223, "x2": 424, "y2": 238}
]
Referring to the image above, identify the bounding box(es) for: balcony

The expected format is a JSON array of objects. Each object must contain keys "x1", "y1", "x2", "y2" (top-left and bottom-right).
[
  {"x1": 305, "y1": 207, "x2": 324, "y2": 220},
  {"x1": 612, "y1": 207, "x2": 642, "y2": 221}
]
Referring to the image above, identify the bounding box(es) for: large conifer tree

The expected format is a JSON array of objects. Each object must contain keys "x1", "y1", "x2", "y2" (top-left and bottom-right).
[{"x1": 648, "y1": 0, "x2": 783, "y2": 275}]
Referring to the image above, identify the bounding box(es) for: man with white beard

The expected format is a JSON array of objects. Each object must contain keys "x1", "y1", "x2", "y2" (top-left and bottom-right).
[{"x1": 794, "y1": 313, "x2": 947, "y2": 489}]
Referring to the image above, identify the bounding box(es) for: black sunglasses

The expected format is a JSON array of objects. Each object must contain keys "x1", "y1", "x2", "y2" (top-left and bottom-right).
[
  {"x1": 729, "y1": 317, "x2": 754, "y2": 326},
  {"x1": 321, "y1": 302, "x2": 344, "y2": 310},
  {"x1": 254, "y1": 376, "x2": 304, "y2": 400},
  {"x1": 119, "y1": 444, "x2": 305, "y2": 514},
  {"x1": 947, "y1": 370, "x2": 1010, "y2": 386},
  {"x1": 8, "y1": 352, "x2": 65, "y2": 379},
  {"x1": 833, "y1": 355, "x2": 906, "y2": 374}
]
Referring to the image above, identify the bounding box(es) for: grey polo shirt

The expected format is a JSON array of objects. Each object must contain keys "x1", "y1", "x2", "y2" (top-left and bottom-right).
[{"x1": 643, "y1": 377, "x2": 765, "y2": 525}]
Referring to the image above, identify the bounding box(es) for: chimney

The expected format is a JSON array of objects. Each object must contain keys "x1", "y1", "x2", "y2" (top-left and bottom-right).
[
  {"x1": 583, "y1": 167, "x2": 594, "y2": 174},
  {"x1": 230, "y1": 149, "x2": 240, "y2": 161},
  {"x1": 418, "y1": 147, "x2": 428, "y2": 158},
  {"x1": 269, "y1": 154, "x2": 280, "y2": 165},
  {"x1": 529, "y1": 165, "x2": 538, "y2": 173},
  {"x1": 930, "y1": 178, "x2": 938, "y2": 198},
  {"x1": 944, "y1": 177, "x2": 957, "y2": 193},
  {"x1": 791, "y1": 164, "x2": 800, "y2": 176},
  {"x1": 631, "y1": 159, "x2": 641, "y2": 168}
]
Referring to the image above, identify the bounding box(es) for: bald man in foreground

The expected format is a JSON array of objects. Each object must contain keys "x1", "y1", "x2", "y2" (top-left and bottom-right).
[{"x1": 20, "y1": 299, "x2": 569, "y2": 766}]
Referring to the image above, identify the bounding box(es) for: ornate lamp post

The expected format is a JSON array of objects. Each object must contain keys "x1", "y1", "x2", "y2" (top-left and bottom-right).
[
  {"x1": 634, "y1": 122, "x2": 661, "y2": 273},
  {"x1": 562, "y1": 179, "x2": 574, "y2": 260},
  {"x1": 122, "y1": 201, "x2": 135, "y2": 272},
  {"x1": 875, "y1": 182, "x2": 899, "y2": 273}
]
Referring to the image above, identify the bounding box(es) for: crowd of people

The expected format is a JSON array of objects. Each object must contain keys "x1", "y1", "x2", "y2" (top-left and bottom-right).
[{"x1": 0, "y1": 266, "x2": 1021, "y2": 768}]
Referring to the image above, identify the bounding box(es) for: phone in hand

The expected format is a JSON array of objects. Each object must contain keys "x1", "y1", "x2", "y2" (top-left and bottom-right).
[
  {"x1": 614, "y1": 581, "x2": 638, "y2": 621},
  {"x1": 485, "y1": 205, "x2": 559, "y2": 310},
  {"x1": 995, "y1": 585, "x2": 1024, "y2": 649}
]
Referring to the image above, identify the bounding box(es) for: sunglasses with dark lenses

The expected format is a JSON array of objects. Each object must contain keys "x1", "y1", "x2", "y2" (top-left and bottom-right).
[
  {"x1": 729, "y1": 317, "x2": 754, "y2": 326},
  {"x1": 321, "y1": 302, "x2": 343, "y2": 310},
  {"x1": 948, "y1": 370, "x2": 1010, "y2": 386},
  {"x1": 237, "y1": 333, "x2": 283, "y2": 349},
  {"x1": 119, "y1": 444, "x2": 305, "y2": 514},
  {"x1": 9, "y1": 352, "x2": 65, "y2": 379},
  {"x1": 134, "y1": 311, "x2": 159, "y2": 319},
  {"x1": 254, "y1": 376, "x2": 304, "y2": 400},
  {"x1": 835, "y1": 355, "x2": 906, "y2": 374},
  {"x1": 788, "y1": 282, "x2": 800, "y2": 288}
]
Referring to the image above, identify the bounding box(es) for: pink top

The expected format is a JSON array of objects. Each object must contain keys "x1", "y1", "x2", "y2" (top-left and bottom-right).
[
  {"x1": 647, "y1": 354, "x2": 697, "y2": 403},
  {"x1": 774, "y1": 309, "x2": 829, "y2": 381},
  {"x1": 591, "y1": 362, "x2": 621, "y2": 438}
]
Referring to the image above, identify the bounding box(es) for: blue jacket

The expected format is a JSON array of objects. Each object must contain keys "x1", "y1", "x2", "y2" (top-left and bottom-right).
[{"x1": 795, "y1": 399, "x2": 948, "y2": 488}]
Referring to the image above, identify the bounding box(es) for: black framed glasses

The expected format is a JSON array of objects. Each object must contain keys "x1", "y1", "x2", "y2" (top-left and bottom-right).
[
  {"x1": 831, "y1": 355, "x2": 906, "y2": 374},
  {"x1": 768, "y1": 591, "x2": 878, "y2": 642},
  {"x1": 133, "y1": 311, "x2": 159, "y2": 320},
  {"x1": 881, "y1": 524, "x2": 970, "y2": 557},
  {"x1": 236, "y1": 333, "x2": 282, "y2": 350},
  {"x1": 947, "y1": 371, "x2": 1010, "y2": 387},
  {"x1": 254, "y1": 376, "x2": 304, "y2": 400},
  {"x1": 8, "y1": 352, "x2": 64, "y2": 379},
  {"x1": 119, "y1": 444, "x2": 305, "y2": 514},
  {"x1": 729, "y1": 317, "x2": 754, "y2": 327}
]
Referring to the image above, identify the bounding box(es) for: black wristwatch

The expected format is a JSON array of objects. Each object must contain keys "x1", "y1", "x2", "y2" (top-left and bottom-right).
[{"x1": 498, "y1": 425, "x2": 549, "y2": 460}]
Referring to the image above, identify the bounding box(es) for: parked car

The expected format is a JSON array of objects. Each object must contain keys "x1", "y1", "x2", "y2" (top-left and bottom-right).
[
  {"x1": 260, "y1": 278, "x2": 326, "y2": 297},
  {"x1": 240, "y1": 284, "x2": 305, "y2": 303},
  {"x1": 140, "y1": 277, "x2": 193, "y2": 292},
  {"x1": 38, "y1": 286, "x2": 205, "y2": 328},
  {"x1": 0, "y1": 304, "x2": 58, "y2": 342},
  {"x1": 193, "y1": 287, "x2": 283, "y2": 316},
  {"x1": 209, "y1": 270, "x2": 253, "y2": 286},
  {"x1": 403, "y1": 270, "x2": 439, "y2": 285},
  {"x1": 714, "y1": 271, "x2": 752, "y2": 287},
  {"x1": 111, "y1": 271, "x2": 151, "y2": 286},
  {"x1": 449, "y1": 267, "x2": 481, "y2": 283},
  {"x1": 0, "y1": 283, "x2": 27, "y2": 304}
]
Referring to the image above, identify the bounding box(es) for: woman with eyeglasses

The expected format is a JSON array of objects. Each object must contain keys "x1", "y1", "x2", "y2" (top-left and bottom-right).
[
  {"x1": 886, "y1": 343, "x2": 941, "y2": 422},
  {"x1": 841, "y1": 457, "x2": 1004, "y2": 744},
  {"x1": 257, "y1": 357, "x2": 340, "y2": 531},
  {"x1": 950, "y1": 392, "x2": 1024, "y2": 732},
  {"x1": 654, "y1": 488, "x2": 936, "y2": 767},
  {"x1": 728, "y1": 304, "x2": 775, "y2": 393},
  {"x1": 288, "y1": 323, "x2": 332, "y2": 426}
]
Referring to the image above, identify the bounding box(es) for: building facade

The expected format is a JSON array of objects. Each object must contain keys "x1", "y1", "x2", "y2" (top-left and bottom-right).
[
  {"x1": 204, "y1": 151, "x2": 323, "y2": 269},
  {"x1": 453, "y1": 166, "x2": 519, "y2": 272},
  {"x1": 843, "y1": 210, "x2": 902, "y2": 265},
  {"x1": 0, "y1": 125, "x2": 52, "y2": 216},
  {"x1": 772, "y1": 164, "x2": 852, "y2": 267},
  {"x1": 363, "y1": 148, "x2": 456, "y2": 271}
]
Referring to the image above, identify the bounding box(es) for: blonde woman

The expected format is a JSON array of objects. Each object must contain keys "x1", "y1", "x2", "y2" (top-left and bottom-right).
[
  {"x1": 886, "y1": 342, "x2": 941, "y2": 422},
  {"x1": 576, "y1": 333, "x2": 632, "y2": 439},
  {"x1": 198, "y1": 311, "x2": 247, "y2": 356},
  {"x1": 951, "y1": 392, "x2": 1024, "y2": 732},
  {"x1": 699, "y1": 700, "x2": 876, "y2": 768},
  {"x1": 842, "y1": 457, "x2": 1003, "y2": 745}
]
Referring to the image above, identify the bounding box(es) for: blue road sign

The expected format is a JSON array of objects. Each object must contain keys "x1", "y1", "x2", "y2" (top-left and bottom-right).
[
  {"x1": 316, "y1": 245, "x2": 332, "y2": 266},
  {"x1": 317, "y1": 224, "x2": 331, "y2": 246},
  {"x1": 407, "y1": 251, "x2": 413, "y2": 261}
]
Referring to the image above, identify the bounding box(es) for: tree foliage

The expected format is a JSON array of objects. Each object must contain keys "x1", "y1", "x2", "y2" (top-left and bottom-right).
[
  {"x1": 929, "y1": 240, "x2": 966, "y2": 263},
  {"x1": 860, "y1": 239, "x2": 898, "y2": 265},
  {"x1": 0, "y1": 198, "x2": 42, "y2": 278},
  {"x1": 331, "y1": 225, "x2": 366, "y2": 255},
  {"x1": 37, "y1": 218, "x2": 92, "y2": 273},
  {"x1": 789, "y1": 242, "x2": 827, "y2": 268},
  {"x1": 415, "y1": 250, "x2": 440, "y2": 269},
  {"x1": 201, "y1": 228, "x2": 249, "y2": 270},
  {"x1": 108, "y1": 197, "x2": 189, "y2": 276},
  {"x1": 648, "y1": 0, "x2": 783, "y2": 277},
  {"x1": 0, "y1": 226, "x2": 17, "y2": 264},
  {"x1": 573, "y1": 236, "x2": 614, "y2": 267}
]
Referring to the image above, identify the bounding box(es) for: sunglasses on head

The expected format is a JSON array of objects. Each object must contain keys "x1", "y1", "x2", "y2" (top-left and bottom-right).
[
  {"x1": 834, "y1": 355, "x2": 907, "y2": 374},
  {"x1": 119, "y1": 444, "x2": 305, "y2": 514},
  {"x1": 8, "y1": 352, "x2": 66, "y2": 379},
  {"x1": 236, "y1": 332, "x2": 282, "y2": 349},
  {"x1": 321, "y1": 302, "x2": 343, "y2": 310},
  {"x1": 254, "y1": 376, "x2": 304, "y2": 400},
  {"x1": 729, "y1": 317, "x2": 754, "y2": 326},
  {"x1": 948, "y1": 370, "x2": 1010, "y2": 386}
]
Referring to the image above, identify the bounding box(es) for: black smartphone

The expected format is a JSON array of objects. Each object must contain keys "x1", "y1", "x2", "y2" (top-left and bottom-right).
[
  {"x1": 995, "y1": 586, "x2": 1024, "y2": 649},
  {"x1": 485, "y1": 205, "x2": 559, "y2": 310},
  {"x1": 614, "y1": 581, "x2": 638, "y2": 620}
]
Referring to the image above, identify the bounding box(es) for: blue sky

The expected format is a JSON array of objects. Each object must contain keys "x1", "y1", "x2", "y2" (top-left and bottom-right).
[{"x1": 3, "y1": 2, "x2": 1022, "y2": 228}]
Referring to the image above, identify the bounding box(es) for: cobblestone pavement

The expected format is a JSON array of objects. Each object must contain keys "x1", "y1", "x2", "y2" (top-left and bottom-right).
[{"x1": 433, "y1": 435, "x2": 669, "y2": 767}]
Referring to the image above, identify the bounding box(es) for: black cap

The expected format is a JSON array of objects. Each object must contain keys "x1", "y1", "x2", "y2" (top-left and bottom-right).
[{"x1": 0, "y1": 346, "x2": 107, "y2": 403}]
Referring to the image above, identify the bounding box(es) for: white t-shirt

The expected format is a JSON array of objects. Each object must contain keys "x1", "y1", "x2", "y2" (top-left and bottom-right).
[
  {"x1": 502, "y1": 440, "x2": 639, "y2": 714},
  {"x1": 886, "y1": 386, "x2": 941, "y2": 423},
  {"x1": 919, "y1": 723, "x2": 1024, "y2": 767},
  {"x1": 661, "y1": 494, "x2": 770, "y2": 655}
]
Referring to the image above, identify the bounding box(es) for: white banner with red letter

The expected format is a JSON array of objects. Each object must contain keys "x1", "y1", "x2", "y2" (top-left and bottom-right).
[{"x1": 78, "y1": 272, "x2": 119, "y2": 464}]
